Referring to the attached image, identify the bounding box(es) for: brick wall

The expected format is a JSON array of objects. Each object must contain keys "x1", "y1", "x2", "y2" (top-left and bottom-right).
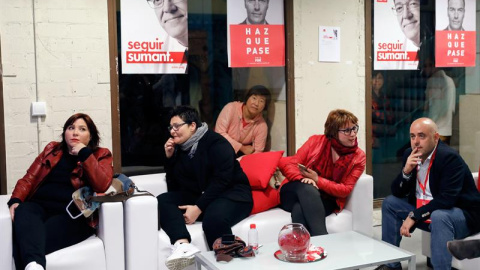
[{"x1": 0, "y1": 0, "x2": 112, "y2": 192}]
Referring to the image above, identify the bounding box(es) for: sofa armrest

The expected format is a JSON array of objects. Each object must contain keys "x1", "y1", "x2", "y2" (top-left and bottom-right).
[
  {"x1": 97, "y1": 202, "x2": 124, "y2": 270},
  {"x1": 129, "y1": 173, "x2": 167, "y2": 197},
  {"x1": 124, "y1": 195, "x2": 158, "y2": 270},
  {"x1": 0, "y1": 195, "x2": 13, "y2": 270},
  {"x1": 344, "y1": 174, "x2": 373, "y2": 236}
]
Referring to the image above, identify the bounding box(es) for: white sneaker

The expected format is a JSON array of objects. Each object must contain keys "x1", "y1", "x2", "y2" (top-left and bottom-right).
[
  {"x1": 165, "y1": 242, "x2": 201, "y2": 270},
  {"x1": 25, "y1": 261, "x2": 45, "y2": 270}
]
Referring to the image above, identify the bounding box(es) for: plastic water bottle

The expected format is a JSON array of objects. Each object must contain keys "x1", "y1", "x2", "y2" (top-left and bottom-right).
[{"x1": 248, "y1": 223, "x2": 259, "y2": 254}]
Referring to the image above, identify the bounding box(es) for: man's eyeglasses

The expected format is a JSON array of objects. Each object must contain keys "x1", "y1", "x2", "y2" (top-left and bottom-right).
[
  {"x1": 392, "y1": 0, "x2": 420, "y2": 15},
  {"x1": 338, "y1": 125, "x2": 360, "y2": 135},
  {"x1": 146, "y1": 0, "x2": 183, "y2": 9},
  {"x1": 167, "y1": 122, "x2": 187, "y2": 132}
]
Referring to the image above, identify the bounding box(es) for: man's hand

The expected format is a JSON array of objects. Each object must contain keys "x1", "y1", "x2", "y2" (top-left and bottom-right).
[
  {"x1": 404, "y1": 147, "x2": 422, "y2": 175},
  {"x1": 400, "y1": 217, "x2": 416, "y2": 237},
  {"x1": 179, "y1": 205, "x2": 202, "y2": 224}
]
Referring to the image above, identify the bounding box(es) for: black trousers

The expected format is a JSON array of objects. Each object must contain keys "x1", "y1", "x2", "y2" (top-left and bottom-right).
[
  {"x1": 280, "y1": 181, "x2": 337, "y2": 236},
  {"x1": 12, "y1": 202, "x2": 94, "y2": 269},
  {"x1": 157, "y1": 192, "x2": 252, "y2": 249}
]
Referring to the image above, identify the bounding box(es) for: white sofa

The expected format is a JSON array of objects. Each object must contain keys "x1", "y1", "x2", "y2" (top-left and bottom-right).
[
  {"x1": 421, "y1": 172, "x2": 480, "y2": 270},
  {"x1": 0, "y1": 195, "x2": 125, "y2": 270},
  {"x1": 125, "y1": 173, "x2": 373, "y2": 270}
]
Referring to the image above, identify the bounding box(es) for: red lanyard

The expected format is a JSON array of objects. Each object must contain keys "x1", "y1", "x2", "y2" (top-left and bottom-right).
[{"x1": 416, "y1": 149, "x2": 437, "y2": 195}]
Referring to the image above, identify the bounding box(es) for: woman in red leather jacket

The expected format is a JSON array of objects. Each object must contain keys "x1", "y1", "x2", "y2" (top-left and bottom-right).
[
  {"x1": 278, "y1": 109, "x2": 366, "y2": 236},
  {"x1": 7, "y1": 113, "x2": 113, "y2": 270}
]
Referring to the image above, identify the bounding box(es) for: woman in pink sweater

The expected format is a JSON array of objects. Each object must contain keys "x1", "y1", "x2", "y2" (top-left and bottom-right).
[{"x1": 215, "y1": 85, "x2": 271, "y2": 157}]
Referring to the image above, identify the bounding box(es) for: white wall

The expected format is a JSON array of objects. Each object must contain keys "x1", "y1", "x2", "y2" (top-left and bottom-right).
[
  {"x1": 293, "y1": 0, "x2": 366, "y2": 150},
  {"x1": 0, "y1": 0, "x2": 111, "y2": 192}
]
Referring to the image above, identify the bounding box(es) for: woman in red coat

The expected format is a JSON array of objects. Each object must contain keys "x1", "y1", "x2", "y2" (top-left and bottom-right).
[
  {"x1": 279, "y1": 109, "x2": 366, "y2": 236},
  {"x1": 7, "y1": 113, "x2": 113, "y2": 270}
]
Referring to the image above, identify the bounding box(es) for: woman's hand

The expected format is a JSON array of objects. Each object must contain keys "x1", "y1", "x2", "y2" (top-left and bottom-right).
[
  {"x1": 164, "y1": 138, "x2": 175, "y2": 159},
  {"x1": 240, "y1": 145, "x2": 254, "y2": 155},
  {"x1": 300, "y1": 167, "x2": 318, "y2": 182},
  {"x1": 178, "y1": 205, "x2": 202, "y2": 224},
  {"x1": 9, "y1": 203, "x2": 19, "y2": 221},
  {"x1": 301, "y1": 178, "x2": 318, "y2": 189},
  {"x1": 70, "y1": 143, "x2": 87, "y2": 156}
]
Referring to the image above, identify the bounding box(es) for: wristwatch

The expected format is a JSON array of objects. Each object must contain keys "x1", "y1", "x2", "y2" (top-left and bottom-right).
[
  {"x1": 408, "y1": 211, "x2": 417, "y2": 221},
  {"x1": 402, "y1": 168, "x2": 412, "y2": 179}
]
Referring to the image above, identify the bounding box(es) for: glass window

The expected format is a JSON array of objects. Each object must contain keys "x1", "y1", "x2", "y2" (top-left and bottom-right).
[
  {"x1": 116, "y1": 1, "x2": 288, "y2": 175},
  {"x1": 370, "y1": 0, "x2": 480, "y2": 199}
]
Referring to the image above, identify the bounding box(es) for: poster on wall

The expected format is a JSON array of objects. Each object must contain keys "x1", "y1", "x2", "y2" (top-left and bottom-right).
[
  {"x1": 120, "y1": 0, "x2": 188, "y2": 74},
  {"x1": 435, "y1": 0, "x2": 476, "y2": 67},
  {"x1": 373, "y1": 0, "x2": 420, "y2": 70},
  {"x1": 318, "y1": 26, "x2": 340, "y2": 62},
  {"x1": 227, "y1": 0, "x2": 285, "y2": 68}
]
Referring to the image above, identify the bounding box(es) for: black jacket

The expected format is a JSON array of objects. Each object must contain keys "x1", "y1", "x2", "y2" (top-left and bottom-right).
[
  {"x1": 392, "y1": 141, "x2": 480, "y2": 233},
  {"x1": 165, "y1": 129, "x2": 252, "y2": 212}
]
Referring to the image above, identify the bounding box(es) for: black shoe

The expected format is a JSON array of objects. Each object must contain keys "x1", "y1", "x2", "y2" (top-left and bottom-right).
[
  {"x1": 447, "y1": 239, "x2": 480, "y2": 260},
  {"x1": 373, "y1": 265, "x2": 402, "y2": 270}
]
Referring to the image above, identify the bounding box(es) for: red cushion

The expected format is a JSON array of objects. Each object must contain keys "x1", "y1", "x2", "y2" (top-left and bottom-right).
[
  {"x1": 239, "y1": 151, "x2": 284, "y2": 190},
  {"x1": 250, "y1": 186, "x2": 280, "y2": 215}
]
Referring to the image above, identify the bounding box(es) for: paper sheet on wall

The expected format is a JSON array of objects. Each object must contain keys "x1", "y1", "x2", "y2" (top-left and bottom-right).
[{"x1": 318, "y1": 26, "x2": 340, "y2": 62}]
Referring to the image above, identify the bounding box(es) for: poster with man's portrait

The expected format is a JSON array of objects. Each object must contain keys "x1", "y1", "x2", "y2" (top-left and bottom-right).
[
  {"x1": 373, "y1": 0, "x2": 420, "y2": 70},
  {"x1": 120, "y1": 0, "x2": 189, "y2": 74},
  {"x1": 435, "y1": 0, "x2": 476, "y2": 67},
  {"x1": 227, "y1": 0, "x2": 285, "y2": 67}
]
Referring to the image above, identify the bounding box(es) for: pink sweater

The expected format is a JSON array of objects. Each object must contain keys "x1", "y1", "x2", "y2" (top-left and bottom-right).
[{"x1": 215, "y1": 101, "x2": 267, "y2": 154}]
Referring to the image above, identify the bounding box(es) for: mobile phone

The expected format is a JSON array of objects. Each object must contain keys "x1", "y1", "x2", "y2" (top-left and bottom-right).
[
  {"x1": 298, "y1": 164, "x2": 307, "y2": 171},
  {"x1": 221, "y1": 234, "x2": 235, "y2": 245}
]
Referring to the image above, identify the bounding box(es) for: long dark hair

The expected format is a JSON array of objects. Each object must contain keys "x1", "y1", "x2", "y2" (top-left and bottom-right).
[{"x1": 56, "y1": 113, "x2": 100, "y2": 152}]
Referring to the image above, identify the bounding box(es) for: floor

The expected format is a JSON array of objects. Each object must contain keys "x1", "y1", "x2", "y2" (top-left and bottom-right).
[{"x1": 371, "y1": 208, "x2": 430, "y2": 270}]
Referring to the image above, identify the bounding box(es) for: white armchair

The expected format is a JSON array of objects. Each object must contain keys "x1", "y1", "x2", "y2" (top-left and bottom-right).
[
  {"x1": 421, "y1": 172, "x2": 480, "y2": 270},
  {"x1": 125, "y1": 173, "x2": 373, "y2": 270},
  {"x1": 0, "y1": 195, "x2": 125, "y2": 270}
]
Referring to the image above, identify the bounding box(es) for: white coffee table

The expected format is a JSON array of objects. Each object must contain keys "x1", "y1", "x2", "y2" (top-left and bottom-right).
[{"x1": 195, "y1": 230, "x2": 415, "y2": 270}]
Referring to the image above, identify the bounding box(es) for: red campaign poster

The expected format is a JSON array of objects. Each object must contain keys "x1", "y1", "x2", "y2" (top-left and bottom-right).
[
  {"x1": 227, "y1": 0, "x2": 285, "y2": 68},
  {"x1": 229, "y1": 25, "x2": 285, "y2": 67},
  {"x1": 435, "y1": 0, "x2": 476, "y2": 67},
  {"x1": 120, "y1": 0, "x2": 188, "y2": 74}
]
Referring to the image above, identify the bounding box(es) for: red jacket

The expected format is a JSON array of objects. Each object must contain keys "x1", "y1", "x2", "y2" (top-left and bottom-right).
[
  {"x1": 11, "y1": 141, "x2": 113, "y2": 203},
  {"x1": 278, "y1": 135, "x2": 366, "y2": 211}
]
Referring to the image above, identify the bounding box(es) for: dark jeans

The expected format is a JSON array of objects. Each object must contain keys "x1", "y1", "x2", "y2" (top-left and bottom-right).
[
  {"x1": 12, "y1": 202, "x2": 95, "y2": 269},
  {"x1": 280, "y1": 181, "x2": 337, "y2": 236},
  {"x1": 157, "y1": 191, "x2": 252, "y2": 249}
]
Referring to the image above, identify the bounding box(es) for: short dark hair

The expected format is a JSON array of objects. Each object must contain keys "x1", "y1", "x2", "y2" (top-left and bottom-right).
[
  {"x1": 170, "y1": 106, "x2": 202, "y2": 129},
  {"x1": 244, "y1": 85, "x2": 272, "y2": 111},
  {"x1": 324, "y1": 109, "x2": 359, "y2": 139},
  {"x1": 57, "y1": 113, "x2": 100, "y2": 152}
]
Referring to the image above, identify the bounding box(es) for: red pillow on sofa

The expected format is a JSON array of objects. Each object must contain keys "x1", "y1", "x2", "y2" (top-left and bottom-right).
[
  {"x1": 239, "y1": 151, "x2": 284, "y2": 190},
  {"x1": 250, "y1": 186, "x2": 280, "y2": 215}
]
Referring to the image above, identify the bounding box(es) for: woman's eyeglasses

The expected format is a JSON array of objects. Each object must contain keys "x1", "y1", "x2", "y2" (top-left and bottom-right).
[
  {"x1": 167, "y1": 122, "x2": 187, "y2": 132},
  {"x1": 338, "y1": 125, "x2": 360, "y2": 135}
]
